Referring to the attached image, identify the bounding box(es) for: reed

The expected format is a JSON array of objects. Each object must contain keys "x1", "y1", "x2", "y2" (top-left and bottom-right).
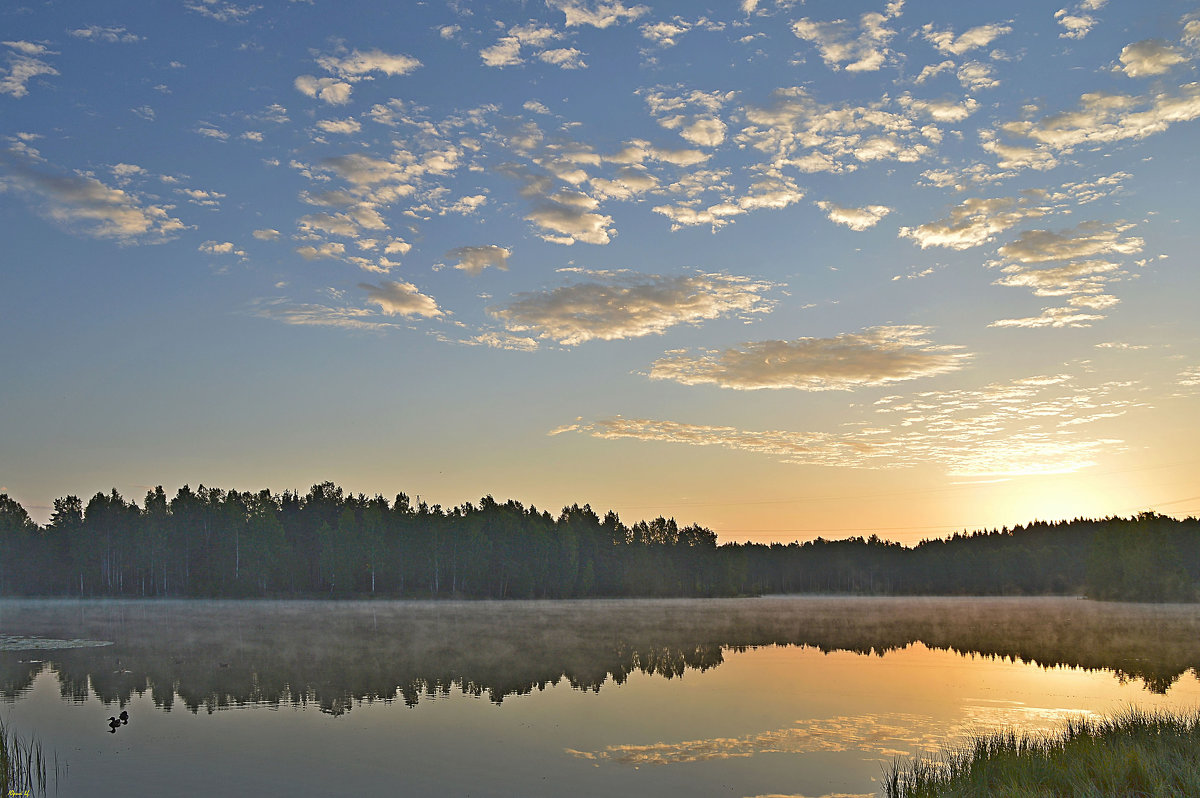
[
  {"x1": 883, "y1": 707, "x2": 1200, "y2": 797},
  {"x1": 0, "y1": 716, "x2": 53, "y2": 798}
]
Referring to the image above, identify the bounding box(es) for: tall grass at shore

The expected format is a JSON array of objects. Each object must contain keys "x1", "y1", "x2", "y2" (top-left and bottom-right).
[
  {"x1": 884, "y1": 707, "x2": 1200, "y2": 797},
  {"x1": 1, "y1": 716, "x2": 51, "y2": 797}
]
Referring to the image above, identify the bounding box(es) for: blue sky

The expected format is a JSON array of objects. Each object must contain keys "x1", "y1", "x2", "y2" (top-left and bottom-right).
[{"x1": 3, "y1": 0, "x2": 1199, "y2": 541}]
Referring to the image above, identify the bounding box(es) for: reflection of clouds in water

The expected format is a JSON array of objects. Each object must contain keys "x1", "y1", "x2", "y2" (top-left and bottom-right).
[
  {"x1": 566, "y1": 713, "x2": 931, "y2": 764},
  {"x1": 951, "y1": 702, "x2": 1100, "y2": 744},
  {"x1": 567, "y1": 704, "x2": 1100, "y2": 766}
]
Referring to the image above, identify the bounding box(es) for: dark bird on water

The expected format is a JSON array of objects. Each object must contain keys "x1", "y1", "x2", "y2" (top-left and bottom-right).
[
  {"x1": 107, "y1": 717, "x2": 120, "y2": 733},
  {"x1": 119, "y1": 710, "x2": 129, "y2": 725}
]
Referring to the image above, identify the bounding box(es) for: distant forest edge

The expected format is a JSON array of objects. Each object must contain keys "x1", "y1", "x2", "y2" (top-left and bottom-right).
[{"x1": 1, "y1": 483, "x2": 1198, "y2": 602}]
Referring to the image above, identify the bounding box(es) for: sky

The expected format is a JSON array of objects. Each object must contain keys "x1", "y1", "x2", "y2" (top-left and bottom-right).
[{"x1": 2, "y1": 0, "x2": 1199, "y2": 543}]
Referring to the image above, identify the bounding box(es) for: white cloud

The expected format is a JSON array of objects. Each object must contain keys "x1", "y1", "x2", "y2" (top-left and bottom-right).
[
  {"x1": 294, "y1": 75, "x2": 353, "y2": 105},
  {"x1": 920, "y1": 23, "x2": 1011, "y2": 56},
  {"x1": 992, "y1": 259, "x2": 1123, "y2": 296},
  {"x1": 589, "y1": 166, "x2": 659, "y2": 200},
  {"x1": 991, "y1": 82, "x2": 1200, "y2": 165},
  {"x1": 177, "y1": 187, "x2": 225, "y2": 207},
  {"x1": 446, "y1": 245, "x2": 511, "y2": 275},
  {"x1": 481, "y1": 23, "x2": 563, "y2": 68},
  {"x1": 1, "y1": 42, "x2": 58, "y2": 98},
  {"x1": 792, "y1": 2, "x2": 902, "y2": 73},
  {"x1": 469, "y1": 331, "x2": 540, "y2": 351},
  {"x1": 361, "y1": 280, "x2": 443, "y2": 317},
  {"x1": 296, "y1": 242, "x2": 347, "y2": 260},
  {"x1": 1178, "y1": 366, "x2": 1200, "y2": 388},
  {"x1": 316, "y1": 118, "x2": 362, "y2": 135},
  {"x1": 481, "y1": 37, "x2": 523, "y2": 67},
  {"x1": 196, "y1": 125, "x2": 229, "y2": 140},
  {"x1": 548, "y1": 0, "x2": 649, "y2": 28},
  {"x1": 1118, "y1": 39, "x2": 1186, "y2": 78},
  {"x1": 914, "y1": 59, "x2": 955, "y2": 84},
  {"x1": 68, "y1": 25, "x2": 141, "y2": 43},
  {"x1": 526, "y1": 189, "x2": 615, "y2": 245},
  {"x1": 815, "y1": 201, "x2": 892, "y2": 230},
  {"x1": 956, "y1": 61, "x2": 999, "y2": 91},
  {"x1": 561, "y1": 372, "x2": 1135, "y2": 476},
  {"x1": 252, "y1": 299, "x2": 398, "y2": 331},
  {"x1": 316, "y1": 49, "x2": 421, "y2": 78},
  {"x1": 539, "y1": 48, "x2": 587, "y2": 69},
  {"x1": 989, "y1": 303, "x2": 1109, "y2": 329},
  {"x1": 996, "y1": 221, "x2": 1143, "y2": 263},
  {"x1": 899, "y1": 196, "x2": 1047, "y2": 250},
  {"x1": 649, "y1": 326, "x2": 969, "y2": 391},
  {"x1": 739, "y1": 88, "x2": 935, "y2": 176},
  {"x1": 899, "y1": 94, "x2": 979, "y2": 122},
  {"x1": 642, "y1": 20, "x2": 691, "y2": 48},
  {"x1": 198, "y1": 240, "x2": 246, "y2": 258},
  {"x1": 652, "y1": 179, "x2": 805, "y2": 232},
  {"x1": 5, "y1": 159, "x2": 185, "y2": 242},
  {"x1": 489, "y1": 270, "x2": 775, "y2": 345},
  {"x1": 184, "y1": 0, "x2": 260, "y2": 23},
  {"x1": 1056, "y1": 0, "x2": 1106, "y2": 40},
  {"x1": 680, "y1": 117, "x2": 727, "y2": 147},
  {"x1": 253, "y1": 228, "x2": 280, "y2": 240}
]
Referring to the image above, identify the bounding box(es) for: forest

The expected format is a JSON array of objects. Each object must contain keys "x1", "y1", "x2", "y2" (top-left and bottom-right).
[{"x1": 0, "y1": 482, "x2": 1197, "y2": 601}]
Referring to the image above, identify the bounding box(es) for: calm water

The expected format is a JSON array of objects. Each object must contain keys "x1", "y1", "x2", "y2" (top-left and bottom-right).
[{"x1": 3, "y1": 596, "x2": 1200, "y2": 797}]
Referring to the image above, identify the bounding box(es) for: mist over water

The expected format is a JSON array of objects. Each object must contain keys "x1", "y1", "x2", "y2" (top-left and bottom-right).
[{"x1": 4, "y1": 597, "x2": 1200, "y2": 797}]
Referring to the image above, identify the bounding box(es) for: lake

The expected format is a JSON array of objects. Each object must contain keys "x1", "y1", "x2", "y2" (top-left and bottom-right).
[{"x1": 3, "y1": 596, "x2": 1200, "y2": 797}]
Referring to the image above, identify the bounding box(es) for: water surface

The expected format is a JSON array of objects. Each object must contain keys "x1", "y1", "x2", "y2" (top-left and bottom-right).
[{"x1": 3, "y1": 596, "x2": 1200, "y2": 797}]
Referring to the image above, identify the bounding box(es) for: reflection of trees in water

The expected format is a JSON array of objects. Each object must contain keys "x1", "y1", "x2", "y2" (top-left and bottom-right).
[{"x1": 1, "y1": 597, "x2": 1199, "y2": 714}]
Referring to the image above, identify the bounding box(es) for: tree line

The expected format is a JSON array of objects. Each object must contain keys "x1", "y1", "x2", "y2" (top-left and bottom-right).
[{"x1": 0, "y1": 483, "x2": 1196, "y2": 600}]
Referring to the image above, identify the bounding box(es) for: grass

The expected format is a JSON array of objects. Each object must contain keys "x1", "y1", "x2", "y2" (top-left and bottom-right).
[
  {"x1": 883, "y1": 707, "x2": 1200, "y2": 797},
  {"x1": 0, "y1": 716, "x2": 57, "y2": 798}
]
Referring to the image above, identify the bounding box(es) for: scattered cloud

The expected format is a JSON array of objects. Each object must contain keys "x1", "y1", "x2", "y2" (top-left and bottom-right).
[
  {"x1": 489, "y1": 270, "x2": 775, "y2": 345},
  {"x1": 539, "y1": 47, "x2": 587, "y2": 69},
  {"x1": 360, "y1": 279, "x2": 443, "y2": 317},
  {"x1": 989, "y1": 82, "x2": 1200, "y2": 168},
  {"x1": 198, "y1": 240, "x2": 246, "y2": 258},
  {"x1": 317, "y1": 49, "x2": 421, "y2": 78},
  {"x1": 446, "y1": 245, "x2": 511, "y2": 275},
  {"x1": 548, "y1": 0, "x2": 650, "y2": 29},
  {"x1": 67, "y1": 25, "x2": 141, "y2": 43},
  {"x1": 652, "y1": 179, "x2": 805, "y2": 232},
  {"x1": 920, "y1": 22, "x2": 1011, "y2": 56},
  {"x1": 316, "y1": 118, "x2": 362, "y2": 135},
  {"x1": 481, "y1": 23, "x2": 565, "y2": 68},
  {"x1": 1118, "y1": 39, "x2": 1186, "y2": 78},
  {"x1": 956, "y1": 61, "x2": 999, "y2": 91},
  {"x1": 815, "y1": 201, "x2": 891, "y2": 230},
  {"x1": 468, "y1": 331, "x2": 540, "y2": 351},
  {"x1": 252, "y1": 298, "x2": 398, "y2": 331},
  {"x1": 561, "y1": 374, "x2": 1135, "y2": 476},
  {"x1": 1, "y1": 41, "x2": 58, "y2": 98},
  {"x1": 996, "y1": 221, "x2": 1143, "y2": 264},
  {"x1": 989, "y1": 301, "x2": 1110, "y2": 329},
  {"x1": 899, "y1": 196, "x2": 1047, "y2": 250},
  {"x1": 649, "y1": 326, "x2": 970, "y2": 391},
  {"x1": 184, "y1": 0, "x2": 260, "y2": 23},
  {"x1": 1056, "y1": 0, "x2": 1107, "y2": 40},
  {"x1": 294, "y1": 75, "x2": 353, "y2": 105},
  {"x1": 3, "y1": 158, "x2": 185, "y2": 242},
  {"x1": 525, "y1": 188, "x2": 615, "y2": 245},
  {"x1": 738, "y1": 88, "x2": 937, "y2": 177},
  {"x1": 792, "y1": 0, "x2": 904, "y2": 73}
]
